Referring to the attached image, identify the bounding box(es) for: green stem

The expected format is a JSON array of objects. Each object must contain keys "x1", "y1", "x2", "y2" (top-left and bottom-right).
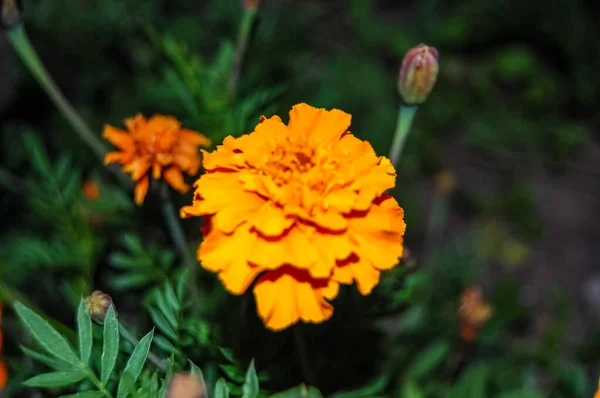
[
  {"x1": 159, "y1": 183, "x2": 201, "y2": 312},
  {"x1": 389, "y1": 105, "x2": 418, "y2": 167},
  {"x1": 228, "y1": 9, "x2": 257, "y2": 98},
  {"x1": 6, "y1": 25, "x2": 107, "y2": 162},
  {"x1": 84, "y1": 366, "x2": 113, "y2": 398},
  {"x1": 293, "y1": 325, "x2": 316, "y2": 386},
  {"x1": 119, "y1": 324, "x2": 167, "y2": 372}
]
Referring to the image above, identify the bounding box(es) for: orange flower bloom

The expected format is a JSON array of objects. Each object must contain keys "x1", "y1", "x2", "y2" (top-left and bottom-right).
[
  {"x1": 104, "y1": 114, "x2": 211, "y2": 205},
  {"x1": 82, "y1": 180, "x2": 101, "y2": 200},
  {"x1": 0, "y1": 302, "x2": 6, "y2": 391},
  {"x1": 181, "y1": 103, "x2": 406, "y2": 331},
  {"x1": 459, "y1": 286, "x2": 492, "y2": 342},
  {"x1": 594, "y1": 379, "x2": 600, "y2": 398}
]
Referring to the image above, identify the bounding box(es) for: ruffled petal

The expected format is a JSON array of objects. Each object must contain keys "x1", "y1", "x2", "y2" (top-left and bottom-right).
[
  {"x1": 287, "y1": 103, "x2": 351, "y2": 143},
  {"x1": 163, "y1": 167, "x2": 189, "y2": 193},
  {"x1": 180, "y1": 129, "x2": 211, "y2": 147},
  {"x1": 253, "y1": 266, "x2": 334, "y2": 331},
  {"x1": 134, "y1": 176, "x2": 150, "y2": 205},
  {"x1": 103, "y1": 125, "x2": 135, "y2": 151}
]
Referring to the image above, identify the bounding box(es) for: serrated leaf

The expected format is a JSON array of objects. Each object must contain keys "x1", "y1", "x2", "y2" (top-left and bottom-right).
[
  {"x1": 14, "y1": 301, "x2": 79, "y2": 363},
  {"x1": 101, "y1": 305, "x2": 119, "y2": 384},
  {"x1": 164, "y1": 282, "x2": 180, "y2": 313},
  {"x1": 23, "y1": 370, "x2": 87, "y2": 387},
  {"x1": 20, "y1": 345, "x2": 74, "y2": 371},
  {"x1": 148, "y1": 307, "x2": 177, "y2": 340},
  {"x1": 77, "y1": 298, "x2": 92, "y2": 365},
  {"x1": 59, "y1": 391, "x2": 105, "y2": 398},
  {"x1": 109, "y1": 253, "x2": 151, "y2": 270},
  {"x1": 405, "y1": 339, "x2": 450, "y2": 379},
  {"x1": 112, "y1": 272, "x2": 157, "y2": 290},
  {"x1": 215, "y1": 378, "x2": 230, "y2": 398},
  {"x1": 117, "y1": 328, "x2": 155, "y2": 398},
  {"x1": 122, "y1": 234, "x2": 144, "y2": 253},
  {"x1": 242, "y1": 360, "x2": 259, "y2": 398}
]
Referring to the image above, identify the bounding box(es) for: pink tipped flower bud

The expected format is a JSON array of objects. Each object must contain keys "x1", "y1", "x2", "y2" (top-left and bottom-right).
[
  {"x1": 242, "y1": 0, "x2": 260, "y2": 12},
  {"x1": 398, "y1": 44, "x2": 439, "y2": 105},
  {"x1": 85, "y1": 291, "x2": 116, "y2": 324}
]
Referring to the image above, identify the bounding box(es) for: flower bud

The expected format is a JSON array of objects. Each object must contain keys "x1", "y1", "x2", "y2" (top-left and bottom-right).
[
  {"x1": 398, "y1": 44, "x2": 439, "y2": 105},
  {"x1": 167, "y1": 373, "x2": 206, "y2": 398},
  {"x1": 434, "y1": 170, "x2": 456, "y2": 195},
  {"x1": 85, "y1": 291, "x2": 116, "y2": 324},
  {"x1": 242, "y1": 0, "x2": 260, "y2": 12},
  {"x1": 1, "y1": 0, "x2": 23, "y2": 31}
]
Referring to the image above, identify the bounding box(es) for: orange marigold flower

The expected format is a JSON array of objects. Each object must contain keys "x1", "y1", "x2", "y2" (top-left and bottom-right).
[
  {"x1": 181, "y1": 103, "x2": 406, "y2": 331},
  {"x1": 82, "y1": 179, "x2": 101, "y2": 200},
  {"x1": 594, "y1": 379, "x2": 600, "y2": 398},
  {"x1": 104, "y1": 114, "x2": 211, "y2": 205}
]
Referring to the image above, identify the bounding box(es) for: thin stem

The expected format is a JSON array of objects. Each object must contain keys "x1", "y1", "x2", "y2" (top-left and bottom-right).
[
  {"x1": 389, "y1": 105, "x2": 418, "y2": 167},
  {"x1": 158, "y1": 183, "x2": 202, "y2": 312},
  {"x1": 84, "y1": 368, "x2": 113, "y2": 398},
  {"x1": 119, "y1": 324, "x2": 167, "y2": 372},
  {"x1": 293, "y1": 325, "x2": 316, "y2": 386},
  {"x1": 227, "y1": 9, "x2": 257, "y2": 98},
  {"x1": 6, "y1": 25, "x2": 107, "y2": 162}
]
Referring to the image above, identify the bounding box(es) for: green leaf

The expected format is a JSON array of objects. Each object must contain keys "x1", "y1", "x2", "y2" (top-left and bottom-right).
[
  {"x1": 329, "y1": 375, "x2": 389, "y2": 398},
  {"x1": 219, "y1": 347, "x2": 238, "y2": 364},
  {"x1": 14, "y1": 301, "x2": 79, "y2": 363},
  {"x1": 59, "y1": 392, "x2": 105, "y2": 398},
  {"x1": 101, "y1": 305, "x2": 119, "y2": 384},
  {"x1": 23, "y1": 370, "x2": 87, "y2": 387},
  {"x1": 215, "y1": 378, "x2": 230, "y2": 398},
  {"x1": 242, "y1": 360, "x2": 259, "y2": 398},
  {"x1": 77, "y1": 298, "x2": 93, "y2": 365},
  {"x1": 398, "y1": 380, "x2": 424, "y2": 398},
  {"x1": 148, "y1": 307, "x2": 177, "y2": 340},
  {"x1": 20, "y1": 345, "x2": 74, "y2": 371},
  {"x1": 270, "y1": 384, "x2": 324, "y2": 398},
  {"x1": 155, "y1": 289, "x2": 178, "y2": 330},
  {"x1": 219, "y1": 364, "x2": 244, "y2": 383},
  {"x1": 496, "y1": 391, "x2": 543, "y2": 398},
  {"x1": 154, "y1": 335, "x2": 177, "y2": 352},
  {"x1": 405, "y1": 339, "x2": 451, "y2": 379},
  {"x1": 117, "y1": 328, "x2": 155, "y2": 398}
]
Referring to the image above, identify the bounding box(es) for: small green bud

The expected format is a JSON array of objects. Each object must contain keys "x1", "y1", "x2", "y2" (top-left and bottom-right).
[
  {"x1": 85, "y1": 291, "x2": 116, "y2": 324},
  {"x1": 398, "y1": 43, "x2": 439, "y2": 105},
  {"x1": 1, "y1": 0, "x2": 23, "y2": 31}
]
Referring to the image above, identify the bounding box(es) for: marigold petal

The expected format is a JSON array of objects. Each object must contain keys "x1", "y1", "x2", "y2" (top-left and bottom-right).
[
  {"x1": 124, "y1": 157, "x2": 151, "y2": 181},
  {"x1": 199, "y1": 225, "x2": 263, "y2": 294},
  {"x1": 103, "y1": 125, "x2": 135, "y2": 151},
  {"x1": 0, "y1": 361, "x2": 7, "y2": 391},
  {"x1": 333, "y1": 254, "x2": 380, "y2": 295},
  {"x1": 152, "y1": 163, "x2": 162, "y2": 179},
  {"x1": 180, "y1": 129, "x2": 211, "y2": 147},
  {"x1": 134, "y1": 176, "x2": 149, "y2": 205},
  {"x1": 309, "y1": 209, "x2": 348, "y2": 231},
  {"x1": 288, "y1": 103, "x2": 351, "y2": 142},
  {"x1": 253, "y1": 267, "x2": 334, "y2": 331},
  {"x1": 105, "y1": 151, "x2": 131, "y2": 165},
  {"x1": 164, "y1": 167, "x2": 189, "y2": 193},
  {"x1": 252, "y1": 203, "x2": 295, "y2": 237},
  {"x1": 124, "y1": 114, "x2": 146, "y2": 131}
]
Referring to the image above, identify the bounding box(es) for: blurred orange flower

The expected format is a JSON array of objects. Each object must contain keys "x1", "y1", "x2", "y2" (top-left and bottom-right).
[
  {"x1": 104, "y1": 114, "x2": 211, "y2": 205},
  {"x1": 82, "y1": 180, "x2": 101, "y2": 200},
  {"x1": 459, "y1": 286, "x2": 492, "y2": 342},
  {"x1": 0, "y1": 302, "x2": 7, "y2": 391},
  {"x1": 594, "y1": 379, "x2": 600, "y2": 398},
  {"x1": 181, "y1": 103, "x2": 406, "y2": 331}
]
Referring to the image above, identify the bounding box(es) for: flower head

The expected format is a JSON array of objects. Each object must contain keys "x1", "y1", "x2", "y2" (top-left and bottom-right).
[
  {"x1": 82, "y1": 180, "x2": 101, "y2": 200},
  {"x1": 85, "y1": 291, "x2": 116, "y2": 324},
  {"x1": 398, "y1": 44, "x2": 439, "y2": 105},
  {"x1": 181, "y1": 103, "x2": 406, "y2": 331},
  {"x1": 459, "y1": 286, "x2": 492, "y2": 342},
  {"x1": 104, "y1": 114, "x2": 211, "y2": 205}
]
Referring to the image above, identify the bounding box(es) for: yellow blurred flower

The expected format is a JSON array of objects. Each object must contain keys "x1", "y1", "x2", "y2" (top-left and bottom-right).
[
  {"x1": 181, "y1": 103, "x2": 406, "y2": 331},
  {"x1": 104, "y1": 114, "x2": 211, "y2": 205}
]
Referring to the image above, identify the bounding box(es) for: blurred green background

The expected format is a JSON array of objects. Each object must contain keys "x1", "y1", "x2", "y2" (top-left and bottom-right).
[{"x1": 1, "y1": 0, "x2": 600, "y2": 397}]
